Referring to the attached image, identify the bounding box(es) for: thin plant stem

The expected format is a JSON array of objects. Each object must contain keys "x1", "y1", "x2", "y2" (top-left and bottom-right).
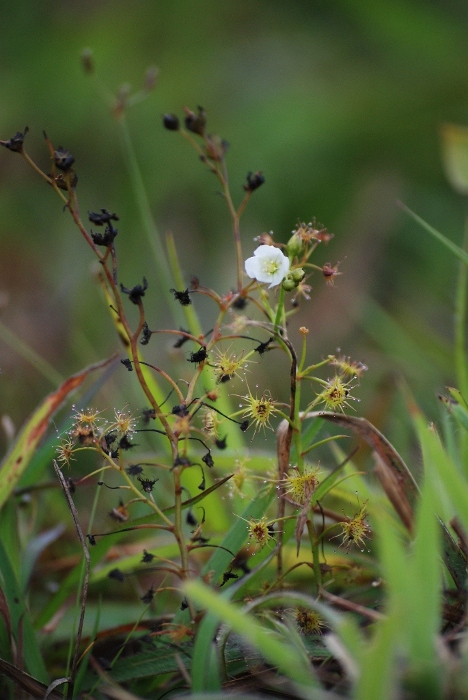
[
  {"x1": 53, "y1": 461, "x2": 90, "y2": 700},
  {"x1": 274, "y1": 285, "x2": 286, "y2": 333},
  {"x1": 117, "y1": 114, "x2": 177, "y2": 309},
  {"x1": 306, "y1": 519, "x2": 322, "y2": 594}
]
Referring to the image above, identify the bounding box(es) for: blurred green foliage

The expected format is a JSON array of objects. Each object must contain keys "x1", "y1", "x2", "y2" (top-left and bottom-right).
[{"x1": 2, "y1": 0, "x2": 468, "y2": 455}]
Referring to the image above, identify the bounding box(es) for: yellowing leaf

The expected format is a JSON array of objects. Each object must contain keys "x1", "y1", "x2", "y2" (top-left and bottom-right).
[
  {"x1": 441, "y1": 123, "x2": 468, "y2": 195},
  {"x1": 0, "y1": 354, "x2": 118, "y2": 511}
]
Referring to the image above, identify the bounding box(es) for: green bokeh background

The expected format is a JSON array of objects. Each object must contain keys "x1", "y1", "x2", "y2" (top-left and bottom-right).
[{"x1": 1, "y1": 0, "x2": 468, "y2": 456}]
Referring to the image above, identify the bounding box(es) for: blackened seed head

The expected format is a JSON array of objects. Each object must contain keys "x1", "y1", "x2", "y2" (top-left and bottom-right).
[
  {"x1": 119, "y1": 435, "x2": 138, "y2": 450},
  {"x1": 49, "y1": 172, "x2": 78, "y2": 190},
  {"x1": 140, "y1": 587, "x2": 155, "y2": 604},
  {"x1": 173, "y1": 328, "x2": 190, "y2": 348},
  {"x1": 140, "y1": 321, "x2": 152, "y2": 345},
  {"x1": 54, "y1": 146, "x2": 75, "y2": 171},
  {"x1": 240, "y1": 420, "x2": 249, "y2": 432},
  {"x1": 91, "y1": 224, "x2": 118, "y2": 246},
  {"x1": 87, "y1": 534, "x2": 96, "y2": 546},
  {"x1": 215, "y1": 436, "x2": 227, "y2": 450},
  {"x1": 243, "y1": 171, "x2": 265, "y2": 192},
  {"x1": 173, "y1": 455, "x2": 192, "y2": 468},
  {"x1": 163, "y1": 113, "x2": 180, "y2": 131},
  {"x1": 126, "y1": 464, "x2": 143, "y2": 476},
  {"x1": 220, "y1": 571, "x2": 239, "y2": 587},
  {"x1": 192, "y1": 534, "x2": 210, "y2": 544},
  {"x1": 180, "y1": 598, "x2": 189, "y2": 610},
  {"x1": 67, "y1": 478, "x2": 76, "y2": 494},
  {"x1": 121, "y1": 358, "x2": 133, "y2": 371},
  {"x1": 232, "y1": 296, "x2": 248, "y2": 310},
  {"x1": 170, "y1": 288, "x2": 191, "y2": 306},
  {"x1": 188, "y1": 347, "x2": 207, "y2": 364},
  {"x1": 137, "y1": 476, "x2": 158, "y2": 492},
  {"x1": 141, "y1": 408, "x2": 156, "y2": 424},
  {"x1": 202, "y1": 452, "x2": 214, "y2": 468},
  {"x1": 104, "y1": 431, "x2": 118, "y2": 449},
  {"x1": 108, "y1": 568, "x2": 125, "y2": 582},
  {"x1": 0, "y1": 127, "x2": 29, "y2": 153},
  {"x1": 186, "y1": 511, "x2": 197, "y2": 526},
  {"x1": 172, "y1": 403, "x2": 189, "y2": 417},
  {"x1": 121, "y1": 278, "x2": 148, "y2": 304},
  {"x1": 142, "y1": 549, "x2": 154, "y2": 563},
  {"x1": 88, "y1": 209, "x2": 119, "y2": 226},
  {"x1": 255, "y1": 337, "x2": 274, "y2": 355},
  {"x1": 184, "y1": 106, "x2": 206, "y2": 136}
]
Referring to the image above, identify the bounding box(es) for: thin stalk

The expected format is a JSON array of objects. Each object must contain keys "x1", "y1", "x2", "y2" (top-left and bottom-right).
[
  {"x1": 172, "y1": 466, "x2": 196, "y2": 619},
  {"x1": 117, "y1": 115, "x2": 176, "y2": 309},
  {"x1": 455, "y1": 219, "x2": 468, "y2": 471},
  {"x1": 166, "y1": 231, "x2": 203, "y2": 338},
  {"x1": 455, "y1": 219, "x2": 468, "y2": 399},
  {"x1": 274, "y1": 286, "x2": 286, "y2": 333},
  {"x1": 306, "y1": 519, "x2": 322, "y2": 594}
]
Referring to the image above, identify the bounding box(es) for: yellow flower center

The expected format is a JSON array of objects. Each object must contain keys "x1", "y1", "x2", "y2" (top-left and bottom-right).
[{"x1": 262, "y1": 259, "x2": 279, "y2": 275}]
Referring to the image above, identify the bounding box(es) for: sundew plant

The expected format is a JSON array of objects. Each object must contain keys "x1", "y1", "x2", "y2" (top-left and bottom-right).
[{"x1": 3, "y1": 63, "x2": 468, "y2": 700}]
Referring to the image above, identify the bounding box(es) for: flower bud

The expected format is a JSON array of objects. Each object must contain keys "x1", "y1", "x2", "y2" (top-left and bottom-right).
[
  {"x1": 291, "y1": 268, "x2": 305, "y2": 283},
  {"x1": 286, "y1": 232, "x2": 303, "y2": 258},
  {"x1": 282, "y1": 268, "x2": 305, "y2": 291}
]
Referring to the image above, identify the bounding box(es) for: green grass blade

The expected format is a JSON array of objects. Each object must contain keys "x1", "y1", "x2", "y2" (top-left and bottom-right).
[
  {"x1": 413, "y1": 412, "x2": 468, "y2": 528},
  {"x1": 191, "y1": 550, "x2": 277, "y2": 693},
  {"x1": 411, "y1": 406, "x2": 468, "y2": 591},
  {"x1": 399, "y1": 202, "x2": 468, "y2": 265},
  {"x1": 118, "y1": 115, "x2": 177, "y2": 312},
  {"x1": 356, "y1": 617, "x2": 398, "y2": 700},
  {"x1": 454, "y1": 223, "x2": 468, "y2": 399},
  {"x1": 0, "y1": 319, "x2": 64, "y2": 386},
  {"x1": 184, "y1": 580, "x2": 317, "y2": 690},
  {"x1": 200, "y1": 486, "x2": 275, "y2": 584},
  {"x1": 407, "y1": 476, "x2": 441, "y2": 673},
  {"x1": 0, "y1": 540, "x2": 48, "y2": 683}
]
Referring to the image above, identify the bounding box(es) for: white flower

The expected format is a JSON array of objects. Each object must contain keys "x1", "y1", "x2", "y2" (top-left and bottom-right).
[{"x1": 244, "y1": 245, "x2": 290, "y2": 288}]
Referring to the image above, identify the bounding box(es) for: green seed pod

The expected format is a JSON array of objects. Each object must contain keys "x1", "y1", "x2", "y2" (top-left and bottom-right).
[
  {"x1": 291, "y1": 268, "x2": 306, "y2": 283},
  {"x1": 282, "y1": 274, "x2": 296, "y2": 292}
]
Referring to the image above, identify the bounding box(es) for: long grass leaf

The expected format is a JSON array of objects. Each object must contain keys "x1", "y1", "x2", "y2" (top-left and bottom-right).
[
  {"x1": 307, "y1": 412, "x2": 418, "y2": 530},
  {"x1": 356, "y1": 617, "x2": 398, "y2": 700},
  {"x1": 184, "y1": 580, "x2": 317, "y2": 689},
  {"x1": 0, "y1": 355, "x2": 118, "y2": 511},
  {"x1": 200, "y1": 486, "x2": 275, "y2": 584},
  {"x1": 407, "y1": 477, "x2": 441, "y2": 670},
  {"x1": 0, "y1": 319, "x2": 64, "y2": 386},
  {"x1": 0, "y1": 540, "x2": 48, "y2": 682},
  {"x1": 399, "y1": 202, "x2": 468, "y2": 265},
  {"x1": 411, "y1": 406, "x2": 468, "y2": 590},
  {"x1": 454, "y1": 224, "x2": 468, "y2": 398}
]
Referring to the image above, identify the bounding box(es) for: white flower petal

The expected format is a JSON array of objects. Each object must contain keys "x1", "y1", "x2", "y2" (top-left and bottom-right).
[{"x1": 244, "y1": 245, "x2": 290, "y2": 288}]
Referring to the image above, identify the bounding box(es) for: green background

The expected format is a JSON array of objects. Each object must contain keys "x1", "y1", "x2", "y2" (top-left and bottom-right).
[{"x1": 1, "y1": 0, "x2": 468, "y2": 456}]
